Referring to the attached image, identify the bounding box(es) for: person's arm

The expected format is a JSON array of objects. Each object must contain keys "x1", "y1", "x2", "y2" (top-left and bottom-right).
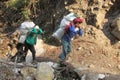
[
  {"x1": 38, "y1": 28, "x2": 44, "y2": 34},
  {"x1": 30, "y1": 28, "x2": 44, "y2": 34},
  {"x1": 30, "y1": 28, "x2": 38, "y2": 34},
  {"x1": 69, "y1": 25, "x2": 76, "y2": 38},
  {"x1": 77, "y1": 29, "x2": 83, "y2": 36},
  {"x1": 69, "y1": 26, "x2": 83, "y2": 36}
]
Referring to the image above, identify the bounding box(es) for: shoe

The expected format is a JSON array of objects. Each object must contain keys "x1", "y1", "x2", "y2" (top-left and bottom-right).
[
  {"x1": 16, "y1": 56, "x2": 25, "y2": 63},
  {"x1": 32, "y1": 60, "x2": 37, "y2": 65},
  {"x1": 20, "y1": 56, "x2": 25, "y2": 62},
  {"x1": 10, "y1": 57, "x2": 15, "y2": 62},
  {"x1": 58, "y1": 60, "x2": 66, "y2": 67}
]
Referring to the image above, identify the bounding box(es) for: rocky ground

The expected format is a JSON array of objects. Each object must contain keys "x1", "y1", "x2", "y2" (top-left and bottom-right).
[
  {"x1": 0, "y1": 0, "x2": 120, "y2": 80},
  {"x1": 41, "y1": 31, "x2": 120, "y2": 75}
]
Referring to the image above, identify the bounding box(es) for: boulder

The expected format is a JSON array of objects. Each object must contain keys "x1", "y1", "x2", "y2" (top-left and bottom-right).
[
  {"x1": 111, "y1": 17, "x2": 120, "y2": 39},
  {"x1": 35, "y1": 62, "x2": 54, "y2": 80}
]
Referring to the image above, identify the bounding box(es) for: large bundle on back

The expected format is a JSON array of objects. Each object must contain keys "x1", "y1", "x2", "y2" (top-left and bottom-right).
[
  {"x1": 18, "y1": 21, "x2": 35, "y2": 43},
  {"x1": 19, "y1": 21, "x2": 35, "y2": 34},
  {"x1": 60, "y1": 13, "x2": 77, "y2": 29},
  {"x1": 52, "y1": 13, "x2": 77, "y2": 40}
]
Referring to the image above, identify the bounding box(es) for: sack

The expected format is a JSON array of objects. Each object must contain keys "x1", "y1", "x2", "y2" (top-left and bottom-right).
[
  {"x1": 20, "y1": 21, "x2": 35, "y2": 30},
  {"x1": 18, "y1": 35, "x2": 27, "y2": 44},
  {"x1": 65, "y1": 13, "x2": 77, "y2": 21},
  {"x1": 60, "y1": 13, "x2": 77, "y2": 29},
  {"x1": 52, "y1": 28, "x2": 64, "y2": 40},
  {"x1": 52, "y1": 13, "x2": 77, "y2": 40},
  {"x1": 59, "y1": 18, "x2": 70, "y2": 29},
  {"x1": 18, "y1": 21, "x2": 35, "y2": 43}
]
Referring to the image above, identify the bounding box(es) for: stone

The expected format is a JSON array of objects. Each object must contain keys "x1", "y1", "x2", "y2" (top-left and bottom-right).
[
  {"x1": 111, "y1": 16, "x2": 120, "y2": 40},
  {"x1": 35, "y1": 62, "x2": 54, "y2": 80}
]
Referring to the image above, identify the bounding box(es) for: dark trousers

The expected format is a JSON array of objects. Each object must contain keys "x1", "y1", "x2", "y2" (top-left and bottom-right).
[
  {"x1": 24, "y1": 42, "x2": 36, "y2": 61},
  {"x1": 16, "y1": 43, "x2": 25, "y2": 51},
  {"x1": 11, "y1": 43, "x2": 25, "y2": 62}
]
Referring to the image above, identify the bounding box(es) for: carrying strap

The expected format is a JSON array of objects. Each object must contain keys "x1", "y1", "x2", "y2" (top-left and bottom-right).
[{"x1": 64, "y1": 23, "x2": 72, "y2": 34}]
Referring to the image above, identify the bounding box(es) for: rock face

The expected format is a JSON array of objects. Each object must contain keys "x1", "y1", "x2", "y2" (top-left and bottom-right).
[
  {"x1": 111, "y1": 16, "x2": 120, "y2": 40},
  {"x1": 34, "y1": 35, "x2": 45, "y2": 57},
  {"x1": 103, "y1": 74, "x2": 120, "y2": 80},
  {"x1": 81, "y1": 73, "x2": 105, "y2": 80}
]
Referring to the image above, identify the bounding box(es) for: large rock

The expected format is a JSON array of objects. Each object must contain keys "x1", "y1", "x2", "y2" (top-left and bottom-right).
[
  {"x1": 111, "y1": 17, "x2": 120, "y2": 30},
  {"x1": 20, "y1": 67, "x2": 36, "y2": 79},
  {"x1": 111, "y1": 28, "x2": 120, "y2": 39},
  {"x1": 111, "y1": 17, "x2": 120, "y2": 39},
  {"x1": 25, "y1": 52, "x2": 33, "y2": 63},
  {"x1": 34, "y1": 35, "x2": 45, "y2": 57},
  {"x1": 81, "y1": 73, "x2": 105, "y2": 80},
  {"x1": 103, "y1": 74, "x2": 120, "y2": 80},
  {"x1": 35, "y1": 62, "x2": 54, "y2": 80}
]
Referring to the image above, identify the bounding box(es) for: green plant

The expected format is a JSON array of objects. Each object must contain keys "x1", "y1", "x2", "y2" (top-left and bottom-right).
[
  {"x1": 8, "y1": 0, "x2": 36, "y2": 20},
  {"x1": 22, "y1": 8, "x2": 31, "y2": 19},
  {"x1": 9, "y1": 0, "x2": 29, "y2": 9}
]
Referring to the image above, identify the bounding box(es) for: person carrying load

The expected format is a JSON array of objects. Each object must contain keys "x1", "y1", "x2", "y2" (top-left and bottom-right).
[{"x1": 58, "y1": 17, "x2": 84, "y2": 66}]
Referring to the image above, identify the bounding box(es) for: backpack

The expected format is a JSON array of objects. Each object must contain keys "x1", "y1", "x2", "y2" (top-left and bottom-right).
[{"x1": 18, "y1": 35, "x2": 27, "y2": 44}]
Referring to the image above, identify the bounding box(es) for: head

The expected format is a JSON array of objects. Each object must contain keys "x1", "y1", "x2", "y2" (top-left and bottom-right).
[{"x1": 73, "y1": 17, "x2": 83, "y2": 28}]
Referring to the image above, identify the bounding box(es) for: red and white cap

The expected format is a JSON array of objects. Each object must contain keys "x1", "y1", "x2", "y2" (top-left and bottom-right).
[{"x1": 73, "y1": 17, "x2": 83, "y2": 24}]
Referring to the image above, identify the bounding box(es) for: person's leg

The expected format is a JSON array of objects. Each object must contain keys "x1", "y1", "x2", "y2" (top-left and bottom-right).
[
  {"x1": 16, "y1": 43, "x2": 24, "y2": 51},
  {"x1": 16, "y1": 43, "x2": 25, "y2": 59},
  {"x1": 59, "y1": 39, "x2": 69, "y2": 61},
  {"x1": 11, "y1": 43, "x2": 24, "y2": 61},
  {"x1": 23, "y1": 42, "x2": 29, "y2": 60},
  {"x1": 28, "y1": 45, "x2": 36, "y2": 61},
  {"x1": 67, "y1": 41, "x2": 72, "y2": 54},
  {"x1": 66, "y1": 41, "x2": 72, "y2": 60}
]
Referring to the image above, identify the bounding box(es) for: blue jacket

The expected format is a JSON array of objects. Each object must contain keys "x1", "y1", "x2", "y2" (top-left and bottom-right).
[{"x1": 62, "y1": 24, "x2": 83, "y2": 42}]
